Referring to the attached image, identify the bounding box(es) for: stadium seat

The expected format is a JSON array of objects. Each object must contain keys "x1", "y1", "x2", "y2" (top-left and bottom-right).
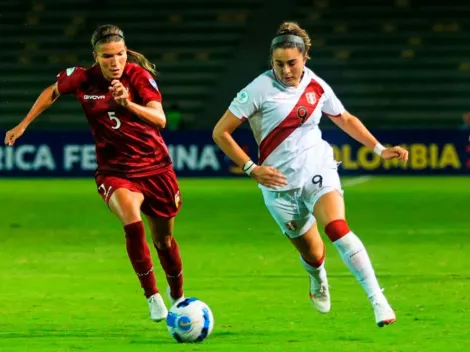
[
  {"x1": 293, "y1": 0, "x2": 470, "y2": 127},
  {"x1": 1, "y1": 0, "x2": 468, "y2": 129},
  {"x1": 0, "y1": 0, "x2": 263, "y2": 128}
]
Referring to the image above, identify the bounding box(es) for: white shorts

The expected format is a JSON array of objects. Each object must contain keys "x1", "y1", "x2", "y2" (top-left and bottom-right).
[{"x1": 261, "y1": 142, "x2": 343, "y2": 239}]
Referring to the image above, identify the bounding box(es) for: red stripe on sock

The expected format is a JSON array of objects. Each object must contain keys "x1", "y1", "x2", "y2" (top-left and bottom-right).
[
  {"x1": 124, "y1": 221, "x2": 158, "y2": 298},
  {"x1": 325, "y1": 219, "x2": 350, "y2": 242},
  {"x1": 303, "y1": 245, "x2": 326, "y2": 268}
]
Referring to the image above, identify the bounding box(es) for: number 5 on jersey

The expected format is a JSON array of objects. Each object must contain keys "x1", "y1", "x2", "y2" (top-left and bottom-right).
[{"x1": 108, "y1": 111, "x2": 121, "y2": 130}]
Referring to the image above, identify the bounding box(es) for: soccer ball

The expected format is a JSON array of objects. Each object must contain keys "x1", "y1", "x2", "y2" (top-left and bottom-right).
[{"x1": 166, "y1": 297, "x2": 214, "y2": 343}]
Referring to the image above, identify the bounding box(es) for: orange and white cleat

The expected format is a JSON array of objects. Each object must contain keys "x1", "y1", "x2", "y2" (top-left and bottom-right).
[
  {"x1": 309, "y1": 275, "x2": 331, "y2": 314},
  {"x1": 371, "y1": 294, "x2": 396, "y2": 327}
]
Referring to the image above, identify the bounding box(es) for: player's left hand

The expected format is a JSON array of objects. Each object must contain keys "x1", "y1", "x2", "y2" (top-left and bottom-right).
[
  {"x1": 381, "y1": 146, "x2": 408, "y2": 162},
  {"x1": 109, "y1": 80, "x2": 130, "y2": 107}
]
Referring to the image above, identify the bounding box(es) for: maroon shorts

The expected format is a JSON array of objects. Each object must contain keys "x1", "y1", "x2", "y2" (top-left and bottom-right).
[{"x1": 95, "y1": 168, "x2": 182, "y2": 219}]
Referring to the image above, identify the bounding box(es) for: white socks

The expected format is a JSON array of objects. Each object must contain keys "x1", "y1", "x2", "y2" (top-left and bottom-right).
[
  {"x1": 300, "y1": 256, "x2": 327, "y2": 283},
  {"x1": 332, "y1": 231, "x2": 383, "y2": 299}
]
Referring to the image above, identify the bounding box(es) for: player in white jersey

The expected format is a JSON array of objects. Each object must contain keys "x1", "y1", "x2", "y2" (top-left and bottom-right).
[{"x1": 213, "y1": 21, "x2": 408, "y2": 327}]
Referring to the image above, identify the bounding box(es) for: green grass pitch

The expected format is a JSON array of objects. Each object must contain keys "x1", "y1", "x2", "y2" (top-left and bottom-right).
[{"x1": 0, "y1": 177, "x2": 468, "y2": 351}]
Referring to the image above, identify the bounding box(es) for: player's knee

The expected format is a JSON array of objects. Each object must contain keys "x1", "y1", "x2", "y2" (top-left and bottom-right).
[
  {"x1": 324, "y1": 219, "x2": 350, "y2": 242},
  {"x1": 110, "y1": 201, "x2": 141, "y2": 225},
  {"x1": 118, "y1": 205, "x2": 141, "y2": 225},
  {"x1": 154, "y1": 234, "x2": 173, "y2": 250}
]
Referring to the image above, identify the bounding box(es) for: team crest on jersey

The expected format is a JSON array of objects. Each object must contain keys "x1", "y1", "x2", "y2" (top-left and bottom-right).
[
  {"x1": 306, "y1": 92, "x2": 316, "y2": 105},
  {"x1": 149, "y1": 79, "x2": 158, "y2": 91},
  {"x1": 66, "y1": 67, "x2": 75, "y2": 76},
  {"x1": 236, "y1": 90, "x2": 249, "y2": 104}
]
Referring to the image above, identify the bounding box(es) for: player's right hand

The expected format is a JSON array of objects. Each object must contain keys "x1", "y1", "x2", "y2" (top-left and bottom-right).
[
  {"x1": 4, "y1": 124, "x2": 26, "y2": 146},
  {"x1": 251, "y1": 166, "x2": 287, "y2": 189}
]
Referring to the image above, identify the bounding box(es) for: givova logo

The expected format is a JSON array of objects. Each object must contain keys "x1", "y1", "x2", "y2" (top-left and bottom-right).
[{"x1": 84, "y1": 95, "x2": 105, "y2": 100}]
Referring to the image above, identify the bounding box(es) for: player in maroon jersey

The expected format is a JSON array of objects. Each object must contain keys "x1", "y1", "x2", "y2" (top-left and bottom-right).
[{"x1": 4, "y1": 24, "x2": 184, "y2": 322}]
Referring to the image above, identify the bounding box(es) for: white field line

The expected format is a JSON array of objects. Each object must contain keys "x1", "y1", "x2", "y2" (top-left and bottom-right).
[{"x1": 342, "y1": 176, "x2": 372, "y2": 188}]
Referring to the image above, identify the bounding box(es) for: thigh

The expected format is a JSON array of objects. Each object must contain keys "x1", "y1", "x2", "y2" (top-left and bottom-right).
[
  {"x1": 313, "y1": 190, "x2": 345, "y2": 228},
  {"x1": 95, "y1": 175, "x2": 144, "y2": 225},
  {"x1": 302, "y1": 150, "x2": 344, "y2": 213},
  {"x1": 262, "y1": 188, "x2": 315, "y2": 239},
  {"x1": 140, "y1": 169, "x2": 182, "y2": 219}
]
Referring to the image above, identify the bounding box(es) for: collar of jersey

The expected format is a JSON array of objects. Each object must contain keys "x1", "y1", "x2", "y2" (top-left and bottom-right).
[{"x1": 272, "y1": 69, "x2": 307, "y2": 91}]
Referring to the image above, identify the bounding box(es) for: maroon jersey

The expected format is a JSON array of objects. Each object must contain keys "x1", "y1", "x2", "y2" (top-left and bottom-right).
[{"x1": 56, "y1": 63, "x2": 172, "y2": 177}]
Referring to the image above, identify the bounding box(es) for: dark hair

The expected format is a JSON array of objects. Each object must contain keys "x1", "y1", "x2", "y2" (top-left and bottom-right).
[
  {"x1": 270, "y1": 21, "x2": 311, "y2": 60},
  {"x1": 91, "y1": 24, "x2": 157, "y2": 76}
]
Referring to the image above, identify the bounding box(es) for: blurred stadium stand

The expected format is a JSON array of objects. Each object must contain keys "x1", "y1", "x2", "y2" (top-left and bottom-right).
[
  {"x1": 291, "y1": 0, "x2": 470, "y2": 128},
  {"x1": 0, "y1": 0, "x2": 469, "y2": 130},
  {"x1": 0, "y1": 0, "x2": 263, "y2": 129}
]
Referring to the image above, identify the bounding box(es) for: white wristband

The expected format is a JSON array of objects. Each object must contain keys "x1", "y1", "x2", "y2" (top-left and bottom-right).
[
  {"x1": 242, "y1": 160, "x2": 258, "y2": 175},
  {"x1": 373, "y1": 143, "x2": 386, "y2": 157}
]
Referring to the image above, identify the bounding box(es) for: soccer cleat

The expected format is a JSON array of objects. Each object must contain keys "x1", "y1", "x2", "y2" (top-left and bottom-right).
[
  {"x1": 309, "y1": 275, "x2": 331, "y2": 313},
  {"x1": 147, "y1": 293, "x2": 168, "y2": 322},
  {"x1": 166, "y1": 286, "x2": 185, "y2": 307},
  {"x1": 370, "y1": 294, "x2": 396, "y2": 327}
]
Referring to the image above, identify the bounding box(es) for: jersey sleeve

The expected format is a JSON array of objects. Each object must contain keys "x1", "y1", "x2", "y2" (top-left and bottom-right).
[
  {"x1": 56, "y1": 67, "x2": 86, "y2": 95},
  {"x1": 132, "y1": 68, "x2": 162, "y2": 105},
  {"x1": 321, "y1": 82, "x2": 345, "y2": 117},
  {"x1": 228, "y1": 79, "x2": 263, "y2": 121}
]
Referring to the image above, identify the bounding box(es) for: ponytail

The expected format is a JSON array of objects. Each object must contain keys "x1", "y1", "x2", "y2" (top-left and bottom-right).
[{"x1": 127, "y1": 49, "x2": 157, "y2": 76}]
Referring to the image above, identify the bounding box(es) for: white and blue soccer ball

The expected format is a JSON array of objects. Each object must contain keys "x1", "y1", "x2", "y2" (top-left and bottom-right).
[{"x1": 166, "y1": 298, "x2": 214, "y2": 343}]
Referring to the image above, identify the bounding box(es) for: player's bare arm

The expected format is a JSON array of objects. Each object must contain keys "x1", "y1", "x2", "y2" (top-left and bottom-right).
[
  {"x1": 213, "y1": 109, "x2": 287, "y2": 189},
  {"x1": 4, "y1": 83, "x2": 60, "y2": 146},
  {"x1": 328, "y1": 110, "x2": 408, "y2": 162},
  {"x1": 109, "y1": 80, "x2": 166, "y2": 128}
]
